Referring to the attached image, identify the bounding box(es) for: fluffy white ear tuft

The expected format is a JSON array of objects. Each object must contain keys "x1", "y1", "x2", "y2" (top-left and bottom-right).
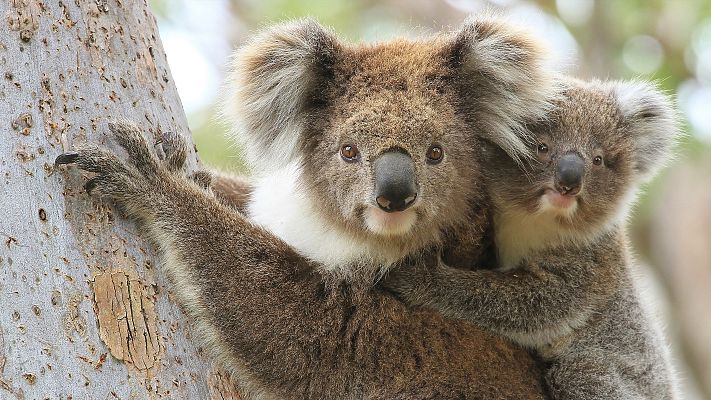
[
  {"x1": 220, "y1": 19, "x2": 340, "y2": 173},
  {"x1": 612, "y1": 80, "x2": 682, "y2": 182},
  {"x1": 453, "y1": 13, "x2": 561, "y2": 163}
]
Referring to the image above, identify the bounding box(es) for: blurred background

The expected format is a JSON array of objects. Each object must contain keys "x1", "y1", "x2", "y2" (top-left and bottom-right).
[{"x1": 149, "y1": 0, "x2": 711, "y2": 398}]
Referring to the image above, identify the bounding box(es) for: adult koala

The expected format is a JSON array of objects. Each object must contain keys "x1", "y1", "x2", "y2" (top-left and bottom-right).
[{"x1": 56, "y1": 16, "x2": 556, "y2": 399}]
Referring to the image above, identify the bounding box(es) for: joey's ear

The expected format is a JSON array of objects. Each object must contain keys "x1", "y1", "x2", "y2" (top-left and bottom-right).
[
  {"x1": 448, "y1": 14, "x2": 559, "y2": 162},
  {"x1": 221, "y1": 19, "x2": 340, "y2": 172},
  {"x1": 612, "y1": 80, "x2": 681, "y2": 181}
]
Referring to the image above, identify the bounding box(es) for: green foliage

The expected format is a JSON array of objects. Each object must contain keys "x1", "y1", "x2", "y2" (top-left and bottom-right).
[{"x1": 189, "y1": 108, "x2": 247, "y2": 173}]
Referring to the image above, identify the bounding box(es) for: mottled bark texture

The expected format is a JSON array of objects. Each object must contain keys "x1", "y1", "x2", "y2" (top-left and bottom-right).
[{"x1": 0, "y1": 1, "x2": 236, "y2": 398}]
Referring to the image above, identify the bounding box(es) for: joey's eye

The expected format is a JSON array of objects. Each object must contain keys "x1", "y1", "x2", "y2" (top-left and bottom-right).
[
  {"x1": 426, "y1": 145, "x2": 444, "y2": 164},
  {"x1": 340, "y1": 144, "x2": 360, "y2": 162},
  {"x1": 593, "y1": 156, "x2": 603, "y2": 166},
  {"x1": 537, "y1": 143, "x2": 549, "y2": 154}
]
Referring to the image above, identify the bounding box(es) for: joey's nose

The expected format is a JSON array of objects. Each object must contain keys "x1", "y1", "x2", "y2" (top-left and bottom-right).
[
  {"x1": 374, "y1": 151, "x2": 418, "y2": 213},
  {"x1": 555, "y1": 152, "x2": 585, "y2": 195}
]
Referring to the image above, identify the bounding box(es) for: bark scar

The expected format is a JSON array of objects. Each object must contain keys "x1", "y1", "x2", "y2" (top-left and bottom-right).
[{"x1": 92, "y1": 269, "x2": 162, "y2": 377}]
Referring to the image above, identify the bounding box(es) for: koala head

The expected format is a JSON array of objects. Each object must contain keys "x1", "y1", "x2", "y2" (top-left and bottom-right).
[
  {"x1": 484, "y1": 78, "x2": 680, "y2": 239},
  {"x1": 222, "y1": 17, "x2": 554, "y2": 264}
]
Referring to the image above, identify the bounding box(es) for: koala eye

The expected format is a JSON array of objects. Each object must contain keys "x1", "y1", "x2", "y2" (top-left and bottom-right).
[
  {"x1": 340, "y1": 144, "x2": 360, "y2": 162},
  {"x1": 593, "y1": 155, "x2": 603, "y2": 166},
  {"x1": 426, "y1": 145, "x2": 444, "y2": 164},
  {"x1": 537, "y1": 143, "x2": 549, "y2": 154}
]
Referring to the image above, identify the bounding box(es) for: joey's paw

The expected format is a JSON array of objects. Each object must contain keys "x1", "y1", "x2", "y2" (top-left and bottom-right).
[{"x1": 381, "y1": 263, "x2": 430, "y2": 304}]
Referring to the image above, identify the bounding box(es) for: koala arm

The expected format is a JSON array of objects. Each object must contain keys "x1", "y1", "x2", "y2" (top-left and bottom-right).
[
  {"x1": 386, "y1": 233, "x2": 626, "y2": 346},
  {"x1": 55, "y1": 122, "x2": 546, "y2": 400}
]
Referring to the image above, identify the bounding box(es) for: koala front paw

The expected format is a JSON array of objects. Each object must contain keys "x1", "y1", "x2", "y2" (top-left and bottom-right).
[
  {"x1": 55, "y1": 120, "x2": 190, "y2": 209},
  {"x1": 382, "y1": 262, "x2": 432, "y2": 305},
  {"x1": 155, "y1": 129, "x2": 189, "y2": 172},
  {"x1": 154, "y1": 129, "x2": 212, "y2": 190}
]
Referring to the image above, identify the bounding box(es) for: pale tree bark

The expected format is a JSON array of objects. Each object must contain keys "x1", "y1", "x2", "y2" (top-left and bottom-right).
[{"x1": 0, "y1": 1, "x2": 239, "y2": 398}]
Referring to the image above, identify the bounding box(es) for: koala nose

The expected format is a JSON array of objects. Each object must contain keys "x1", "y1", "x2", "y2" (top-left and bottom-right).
[
  {"x1": 373, "y1": 151, "x2": 418, "y2": 213},
  {"x1": 555, "y1": 152, "x2": 585, "y2": 195}
]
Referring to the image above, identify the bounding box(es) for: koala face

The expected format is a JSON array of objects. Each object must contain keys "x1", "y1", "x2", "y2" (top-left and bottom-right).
[
  {"x1": 486, "y1": 78, "x2": 679, "y2": 237},
  {"x1": 223, "y1": 17, "x2": 555, "y2": 254},
  {"x1": 303, "y1": 41, "x2": 481, "y2": 238}
]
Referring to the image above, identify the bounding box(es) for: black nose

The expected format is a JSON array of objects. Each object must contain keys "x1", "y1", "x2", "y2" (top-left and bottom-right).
[
  {"x1": 556, "y1": 152, "x2": 585, "y2": 195},
  {"x1": 374, "y1": 151, "x2": 418, "y2": 213}
]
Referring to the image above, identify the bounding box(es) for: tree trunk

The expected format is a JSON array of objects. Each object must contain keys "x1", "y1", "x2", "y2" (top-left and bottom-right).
[{"x1": 0, "y1": 1, "x2": 238, "y2": 398}]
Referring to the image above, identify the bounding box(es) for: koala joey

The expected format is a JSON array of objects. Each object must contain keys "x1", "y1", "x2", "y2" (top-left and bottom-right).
[
  {"x1": 386, "y1": 77, "x2": 681, "y2": 399},
  {"x1": 56, "y1": 17, "x2": 558, "y2": 399}
]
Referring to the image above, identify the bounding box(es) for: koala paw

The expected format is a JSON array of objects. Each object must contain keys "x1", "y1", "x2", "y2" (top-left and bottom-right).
[
  {"x1": 156, "y1": 129, "x2": 189, "y2": 172},
  {"x1": 55, "y1": 120, "x2": 190, "y2": 206},
  {"x1": 153, "y1": 129, "x2": 212, "y2": 190},
  {"x1": 382, "y1": 261, "x2": 433, "y2": 305},
  {"x1": 155, "y1": 129, "x2": 213, "y2": 189}
]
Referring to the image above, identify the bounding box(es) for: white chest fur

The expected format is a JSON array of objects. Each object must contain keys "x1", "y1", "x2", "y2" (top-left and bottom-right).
[
  {"x1": 494, "y1": 188, "x2": 635, "y2": 270},
  {"x1": 494, "y1": 207, "x2": 569, "y2": 270},
  {"x1": 246, "y1": 162, "x2": 380, "y2": 275}
]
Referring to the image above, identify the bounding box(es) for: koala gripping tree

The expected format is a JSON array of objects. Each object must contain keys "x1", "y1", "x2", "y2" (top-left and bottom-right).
[
  {"x1": 0, "y1": 2, "x2": 547, "y2": 399},
  {"x1": 0, "y1": 1, "x2": 238, "y2": 398}
]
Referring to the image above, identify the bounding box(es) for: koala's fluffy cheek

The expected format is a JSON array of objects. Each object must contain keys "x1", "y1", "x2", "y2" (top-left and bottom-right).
[
  {"x1": 495, "y1": 174, "x2": 551, "y2": 215},
  {"x1": 327, "y1": 172, "x2": 373, "y2": 229},
  {"x1": 578, "y1": 166, "x2": 635, "y2": 226},
  {"x1": 413, "y1": 159, "x2": 469, "y2": 229}
]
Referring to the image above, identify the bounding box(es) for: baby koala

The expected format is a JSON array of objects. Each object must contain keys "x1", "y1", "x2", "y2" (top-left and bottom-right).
[{"x1": 386, "y1": 78, "x2": 681, "y2": 399}]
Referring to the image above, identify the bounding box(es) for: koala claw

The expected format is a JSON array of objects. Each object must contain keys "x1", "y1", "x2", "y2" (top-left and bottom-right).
[{"x1": 55, "y1": 152, "x2": 79, "y2": 166}]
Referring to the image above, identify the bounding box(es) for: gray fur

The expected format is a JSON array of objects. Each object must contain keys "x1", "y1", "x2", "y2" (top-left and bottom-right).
[{"x1": 386, "y1": 77, "x2": 681, "y2": 399}]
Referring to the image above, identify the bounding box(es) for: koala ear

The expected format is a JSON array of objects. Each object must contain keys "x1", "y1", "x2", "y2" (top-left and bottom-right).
[
  {"x1": 221, "y1": 19, "x2": 340, "y2": 173},
  {"x1": 611, "y1": 81, "x2": 681, "y2": 181},
  {"x1": 448, "y1": 14, "x2": 558, "y2": 162},
  {"x1": 450, "y1": 15, "x2": 560, "y2": 161}
]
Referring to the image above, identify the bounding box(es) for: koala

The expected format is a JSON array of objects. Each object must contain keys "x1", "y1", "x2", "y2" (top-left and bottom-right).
[
  {"x1": 55, "y1": 17, "x2": 558, "y2": 399},
  {"x1": 219, "y1": 17, "x2": 556, "y2": 283},
  {"x1": 385, "y1": 77, "x2": 681, "y2": 399}
]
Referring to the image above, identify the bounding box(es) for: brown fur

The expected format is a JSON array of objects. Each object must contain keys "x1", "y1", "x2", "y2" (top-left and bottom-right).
[
  {"x1": 56, "y1": 122, "x2": 547, "y2": 399},
  {"x1": 208, "y1": 172, "x2": 253, "y2": 213}
]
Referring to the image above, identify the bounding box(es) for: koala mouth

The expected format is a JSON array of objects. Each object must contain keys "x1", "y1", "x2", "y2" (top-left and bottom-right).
[
  {"x1": 364, "y1": 206, "x2": 418, "y2": 236},
  {"x1": 541, "y1": 188, "x2": 578, "y2": 212}
]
